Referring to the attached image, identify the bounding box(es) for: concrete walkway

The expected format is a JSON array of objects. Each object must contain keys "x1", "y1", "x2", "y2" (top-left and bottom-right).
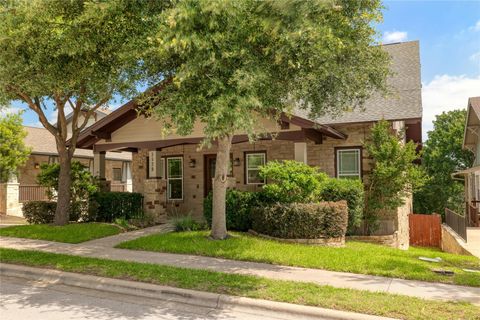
[
  {"x1": 466, "y1": 227, "x2": 480, "y2": 258},
  {"x1": 1, "y1": 232, "x2": 479, "y2": 305}
]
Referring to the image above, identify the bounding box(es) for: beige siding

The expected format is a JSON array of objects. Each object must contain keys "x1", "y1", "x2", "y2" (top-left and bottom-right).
[{"x1": 99, "y1": 115, "x2": 302, "y2": 145}]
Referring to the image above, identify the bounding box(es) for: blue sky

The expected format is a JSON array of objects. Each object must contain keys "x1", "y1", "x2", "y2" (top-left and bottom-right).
[{"x1": 8, "y1": 1, "x2": 480, "y2": 140}]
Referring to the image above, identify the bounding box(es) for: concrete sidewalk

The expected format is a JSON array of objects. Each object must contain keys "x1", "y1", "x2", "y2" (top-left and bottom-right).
[{"x1": 1, "y1": 235, "x2": 479, "y2": 305}]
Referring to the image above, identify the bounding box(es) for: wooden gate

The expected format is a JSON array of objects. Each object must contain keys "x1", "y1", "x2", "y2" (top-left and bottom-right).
[{"x1": 409, "y1": 214, "x2": 442, "y2": 247}]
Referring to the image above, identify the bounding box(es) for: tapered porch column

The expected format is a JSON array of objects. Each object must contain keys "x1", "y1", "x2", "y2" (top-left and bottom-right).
[
  {"x1": 294, "y1": 142, "x2": 308, "y2": 164},
  {"x1": 93, "y1": 151, "x2": 106, "y2": 179}
]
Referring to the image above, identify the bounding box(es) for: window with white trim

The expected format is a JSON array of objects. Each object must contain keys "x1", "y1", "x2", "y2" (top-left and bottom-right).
[
  {"x1": 167, "y1": 157, "x2": 183, "y2": 200},
  {"x1": 245, "y1": 152, "x2": 266, "y2": 184},
  {"x1": 336, "y1": 148, "x2": 361, "y2": 179}
]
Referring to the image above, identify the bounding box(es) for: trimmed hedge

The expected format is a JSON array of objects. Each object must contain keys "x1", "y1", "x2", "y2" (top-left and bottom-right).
[
  {"x1": 320, "y1": 179, "x2": 364, "y2": 235},
  {"x1": 204, "y1": 190, "x2": 259, "y2": 231},
  {"x1": 251, "y1": 201, "x2": 348, "y2": 239},
  {"x1": 89, "y1": 192, "x2": 144, "y2": 222},
  {"x1": 22, "y1": 201, "x2": 83, "y2": 224}
]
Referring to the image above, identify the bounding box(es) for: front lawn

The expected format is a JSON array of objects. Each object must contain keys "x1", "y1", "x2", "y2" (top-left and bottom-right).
[
  {"x1": 0, "y1": 223, "x2": 121, "y2": 243},
  {"x1": 1, "y1": 248, "x2": 478, "y2": 320},
  {"x1": 117, "y1": 231, "x2": 480, "y2": 287}
]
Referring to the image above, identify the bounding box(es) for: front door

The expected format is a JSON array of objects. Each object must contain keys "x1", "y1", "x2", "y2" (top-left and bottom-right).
[
  {"x1": 204, "y1": 154, "x2": 217, "y2": 197},
  {"x1": 204, "y1": 154, "x2": 234, "y2": 197}
]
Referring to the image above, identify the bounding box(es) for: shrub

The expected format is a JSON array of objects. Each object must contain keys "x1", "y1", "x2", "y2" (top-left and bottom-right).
[
  {"x1": 251, "y1": 201, "x2": 348, "y2": 239},
  {"x1": 259, "y1": 160, "x2": 328, "y2": 203},
  {"x1": 173, "y1": 214, "x2": 207, "y2": 232},
  {"x1": 22, "y1": 201, "x2": 82, "y2": 224},
  {"x1": 22, "y1": 201, "x2": 56, "y2": 224},
  {"x1": 204, "y1": 189, "x2": 258, "y2": 231},
  {"x1": 320, "y1": 178, "x2": 364, "y2": 235},
  {"x1": 89, "y1": 192, "x2": 144, "y2": 222}
]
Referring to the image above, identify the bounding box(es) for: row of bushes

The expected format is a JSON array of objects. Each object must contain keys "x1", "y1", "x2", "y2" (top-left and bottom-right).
[
  {"x1": 252, "y1": 201, "x2": 348, "y2": 239},
  {"x1": 23, "y1": 192, "x2": 144, "y2": 224},
  {"x1": 203, "y1": 161, "x2": 364, "y2": 235}
]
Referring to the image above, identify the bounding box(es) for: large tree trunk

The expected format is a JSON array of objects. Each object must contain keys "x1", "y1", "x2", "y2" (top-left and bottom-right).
[
  {"x1": 210, "y1": 134, "x2": 232, "y2": 240},
  {"x1": 54, "y1": 154, "x2": 72, "y2": 225}
]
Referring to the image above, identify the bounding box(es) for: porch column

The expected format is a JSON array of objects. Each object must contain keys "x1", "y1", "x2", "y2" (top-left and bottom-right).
[
  {"x1": 294, "y1": 142, "x2": 308, "y2": 164},
  {"x1": 93, "y1": 151, "x2": 106, "y2": 179},
  {"x1": 0, "y1": 175, "x2": 22, "y2": 217},
  {"x1": 122, "y1": 161, "x2": 133, "y2": 192}
]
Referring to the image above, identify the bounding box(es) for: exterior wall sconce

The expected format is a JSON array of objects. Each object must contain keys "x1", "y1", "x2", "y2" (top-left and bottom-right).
[
  {"x1": 189, "y1": 159, "x2": 196, "y2": 168},
  {"x1": 34, "y1": 163, "x2": 40, "y2": 169},
  {"x1": 233, "y1": 158, "x2": 241, "y2": 166}
]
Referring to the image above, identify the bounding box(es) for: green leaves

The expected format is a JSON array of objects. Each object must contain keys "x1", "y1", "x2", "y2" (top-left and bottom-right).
[
  {"x1": 364, "y1": 120, "x2": 426, "y2": 233},
  {"x1": 413, "y1": 110, "x2": 474, "y2": 215},
  {"x1": 0, "y1": 112, "x2": 30, "y2": 182},
  {"x1": 144, "y1": 0, "x2": 389, "y2": 141}
]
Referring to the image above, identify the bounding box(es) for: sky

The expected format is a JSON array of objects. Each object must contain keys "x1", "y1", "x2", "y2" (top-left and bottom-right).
[{"x1": 5, "y1": 0, "x2": 480, "y2": 141}]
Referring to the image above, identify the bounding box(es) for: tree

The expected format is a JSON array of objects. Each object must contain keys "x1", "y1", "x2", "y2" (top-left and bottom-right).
[
  {"x1": 144, "y1": 0, "x2": 390, "y2": 239},
  {"x1": 0, "y1": 111, "x2": 30, "y2": 182},
  {"x1": 363, "y1": 120, "x2": 425, "y2": 234},
  {"x1": 0, "y1": 1, "x2": 162, "y2": 224},
  {"x1": 413, "y1": 110, "x2": 474, "y2": 215}
]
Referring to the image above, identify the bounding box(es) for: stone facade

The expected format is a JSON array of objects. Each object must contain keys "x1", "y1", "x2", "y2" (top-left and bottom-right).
[
  {"x1": 0, "y1": 177, "x2": 22, "y2": 216},
  {"x1": 131, "y1": 123, "x2": 374, "y2": 218}
]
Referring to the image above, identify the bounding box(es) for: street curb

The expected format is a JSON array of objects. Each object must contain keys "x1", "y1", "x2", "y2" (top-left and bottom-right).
[{"x1": 0, "y1": 263, "x2": 395, "y2": 320}]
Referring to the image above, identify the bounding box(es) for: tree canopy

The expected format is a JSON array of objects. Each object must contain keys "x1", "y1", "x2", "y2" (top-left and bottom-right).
[
  {"x1": 0, "y1": 111, "x2": 30, "y2": 182},
  {"x1": 143, "y1": 0, "x2": 391, "y2": 239},
  {"x1": 0, "y1": 0, "x2": 163, "y2": 224},
  {"x1": 144, "y1": 0, "x2": 390, "y2": 140},
  {"x1": 414, "y1": 110, "x2": 474, "y2": 215}
]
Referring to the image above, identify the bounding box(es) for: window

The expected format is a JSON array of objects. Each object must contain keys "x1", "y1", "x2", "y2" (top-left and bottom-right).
[
  {"x1": 112, "y1": 168, "x2": 122, "y2": 181},
  {"x1": 245, "y1": 152, "x2": 266, "y2": 184},
  {"x1": 167, "y1": 157, "x2": 183, "y2": 200},
  {"x1": 336, "y1": 148, "x2": 361, "y2": 179}
]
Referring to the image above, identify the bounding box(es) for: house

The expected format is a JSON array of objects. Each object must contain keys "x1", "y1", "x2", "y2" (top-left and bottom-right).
[
  {"x1": 73, "y1": 41, "x2": 422, "y2": 248},
  {"x1": 443, "y1": 97, "x2": 480, "y2": 257},
  {"x1": 0, "y1": 109, "x2": 132, "y2": 217}
]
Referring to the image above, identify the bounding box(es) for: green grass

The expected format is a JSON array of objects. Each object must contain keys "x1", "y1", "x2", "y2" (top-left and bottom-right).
[
  {"x1": 117, "y1": 231, "x2": 480, "y2": 287},
  {"x1": 1, "y1": 248, "x2": 478, "y2": 320},
  {"x1": 0, "y1": 223, "x2": 121, "y2": 243}
]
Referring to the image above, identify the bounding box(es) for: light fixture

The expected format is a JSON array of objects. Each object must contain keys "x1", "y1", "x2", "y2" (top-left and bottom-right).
[
  {"x1": 189, "y1": 158, "x2": 196, "y2": 168},
  {"x1": 34, "y1": 163, "x2": 40, "y2": 169},
  {"x1": 233, "y1": 158, "x2": 241, "y2": 166}
]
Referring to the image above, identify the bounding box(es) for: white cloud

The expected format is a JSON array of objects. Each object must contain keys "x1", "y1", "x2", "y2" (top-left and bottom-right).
[
  {"x1": 383, "y1": 31, "x2": 408, "y2": 44},
  {"x1": 469, "y1": 20, "x2": 480, "y2": 32},
  {"x1": 422, "y1": 74, "x2": 480, "y2": 140},
  {"x1": 0, "y1": 106, "x2": 22, "y2": 117}
]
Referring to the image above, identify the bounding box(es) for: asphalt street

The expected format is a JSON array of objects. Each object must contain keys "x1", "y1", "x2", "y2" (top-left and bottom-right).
[{"x1": 0, "y1": 275, "x2": 310, "y2": 320}]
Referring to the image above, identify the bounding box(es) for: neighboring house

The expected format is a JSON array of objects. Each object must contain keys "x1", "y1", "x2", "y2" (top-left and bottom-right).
[
  {"x1": 453, "y1": 97, "x2": 480, "y2": 227},
  {"x1": 18, "y1": 109, "x2": 133, "y2": 202},
  {"x1": 74, "y1": 41, "x2": 422, "y2": 248}
]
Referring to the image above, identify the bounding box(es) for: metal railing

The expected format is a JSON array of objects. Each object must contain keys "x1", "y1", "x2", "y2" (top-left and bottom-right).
[
  {"x1": 445, "y1": 208, "x2": 467, "y2": 241},
  {"x1": 19, "y1": 184, "x2": 49, "y2": 203}
]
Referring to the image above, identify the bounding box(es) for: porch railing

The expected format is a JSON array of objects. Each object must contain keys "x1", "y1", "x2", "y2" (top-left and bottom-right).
[
  {"x1": 445, "y1": 208, "x2": 467, "y2": 241},
  {"x1": 19, "y1": 184, "x2": 49, "y2": 203},
  {"x1": 468, "y1": 202, "x2": 479, "y2": 227},
  {"x1": 110, "y1": 183, "x2": 127, "y2": 192}
]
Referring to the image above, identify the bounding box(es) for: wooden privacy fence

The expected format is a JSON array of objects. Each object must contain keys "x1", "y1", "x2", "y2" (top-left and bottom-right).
[
  {"x1": 409, "y1": 214, "x2": 442, "y2": 247},
  {"x1": 19, "y1": 184, "x2": 49, "y2": 202}
]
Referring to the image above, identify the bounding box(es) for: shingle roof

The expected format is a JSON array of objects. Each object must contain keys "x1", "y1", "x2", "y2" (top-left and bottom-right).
[
  {"x1": 302, "y1": 41, "x2": 422, "y2": 124},
  {"x1": 24, "y1": 126, "x2": 132, "y2": 161}
]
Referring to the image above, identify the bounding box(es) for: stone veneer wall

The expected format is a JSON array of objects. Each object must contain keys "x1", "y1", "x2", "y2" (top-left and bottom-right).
[{"x1": 131, "y1": 123, "x2": 377, "y2": 220}]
